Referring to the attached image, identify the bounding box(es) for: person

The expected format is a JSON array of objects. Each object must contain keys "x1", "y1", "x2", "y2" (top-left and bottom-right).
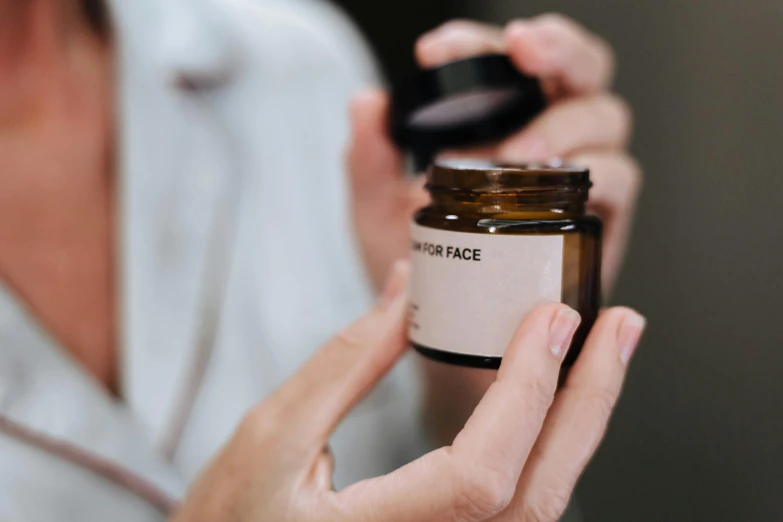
[{"x1": 0, "y1": 0, "x2": 644, "y2": 520}]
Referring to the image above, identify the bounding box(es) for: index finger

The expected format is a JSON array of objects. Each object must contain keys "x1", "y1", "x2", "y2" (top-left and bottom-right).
[
  {"x1": 336, "y1": 303, "x2": 582, "y2": 522},
  {"x1": 497, "y1": 307, "x2": 646, "y2": 521},
  {"x1": 415, "y1": 20, "x2": 504, "y2": 68},
  {"x1": 505, "y1": 14, "x2": 615, "y2": 95},
  {"x1": 451, "y1": 303, "x2": 580, "y2": 485},
  {"x1": 261, "y1": 261, "x2": 411, "y2": 444}
]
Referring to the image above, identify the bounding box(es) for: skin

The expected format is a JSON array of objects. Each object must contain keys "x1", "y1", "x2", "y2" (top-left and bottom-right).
[
  {"x1": 0, "y1": 2, "x2": 646, "y2": 519},
  {"x1": 348, "y1": 16, "x2": 642, "y2": 446},
  {"x1": 0, "y1": 0, "x2": 117, "y2": 392},
  {"x1": 350, "y1": 16, "x2": 640, "y2": 297},
  {"x1": 174, "y1": 262, "x2": 646, "y2": 521}
]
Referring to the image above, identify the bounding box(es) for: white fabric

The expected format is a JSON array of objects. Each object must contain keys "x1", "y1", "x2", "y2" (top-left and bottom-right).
[{"x1": 0, "y1": 0, "x2": 426, "y2": 519}]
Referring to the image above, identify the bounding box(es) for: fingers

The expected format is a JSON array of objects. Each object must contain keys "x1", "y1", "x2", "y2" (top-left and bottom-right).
[
  {"x1": 580, "y1": 152, "x2": 643, "y2": 215},
  {"x1": 573, "y1": 151, "x2": 643, "y2": 294},
  {"x1": 452, "y1": 304, "x2": 580, "y2": 479},
  {"x1": 336, "y1": 304, "x2": 581, "y2": 522},
  {"x1": 505, "y1": 14, "x2": 615, "y2": 95},
  {"x1": 256, "y1": 261, "x2": 411, "y2": 445},
  {"x1": 416, "y1": 20, "x2": 504, "y2": 68},
  {"x1": 415, "y1": 16, "x2": 614, "y2": 97},
  {"x1": 498, "y1": 307, "x2": 646, "y2": 522},
  {"x1": 348, "y1": 88, "x2": 404, "y2": 202},
  {"x1": 413, "y1": 18, "x2": 628, "y2": 166},
  {"x1": 348, "y1": 88, "x2": 432, "y2": 291},
  {"x1": 497, "y1": 93, "x2": 632, "y2": 162}
]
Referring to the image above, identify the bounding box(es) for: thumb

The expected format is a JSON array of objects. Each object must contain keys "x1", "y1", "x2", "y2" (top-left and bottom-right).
[
  {"x1": 265, "y1": 260, "x2": 411, "y2": 444},
  {"x1": 348, "y1": 88, "x2": 404, "y2": 203}
]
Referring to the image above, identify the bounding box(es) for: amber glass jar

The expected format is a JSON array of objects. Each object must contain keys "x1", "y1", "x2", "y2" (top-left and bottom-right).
[{"x1": 409, "y1": 159, "x2": 602, "y2": 369}]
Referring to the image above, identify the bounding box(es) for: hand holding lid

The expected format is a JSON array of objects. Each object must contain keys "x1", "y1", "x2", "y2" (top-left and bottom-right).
[
  {"x1": 389, "y1": 53, "x2": 547, "y2": 172},
  {"x1": 348, "y1": 16, "x2": 638, "y2": 298}
]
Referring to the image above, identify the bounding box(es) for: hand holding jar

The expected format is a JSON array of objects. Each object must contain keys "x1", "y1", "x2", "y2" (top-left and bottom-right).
[
  {"x1": 348, "y1": 13, "x2": 643, "y2": 446},
  {"x1": 349, "y1": 14, "x2": 640, "y2": 296},
  {"x1": 172, "y1": 263, "x2": 645, "y2": 522}
]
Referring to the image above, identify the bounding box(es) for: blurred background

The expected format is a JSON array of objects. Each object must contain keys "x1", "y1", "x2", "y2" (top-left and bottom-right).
[{"x1": 334, "y1": 0, "x2": 783, "y2": 520}]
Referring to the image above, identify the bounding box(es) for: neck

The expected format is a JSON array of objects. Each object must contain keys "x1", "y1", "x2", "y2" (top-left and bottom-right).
[
  {"x1": 0, "y1": 0, "x2": 109, "y2": 127},
  {"x1": 0, "y1": 0, "x2": 98, "y2": 66},
  {"x1": 0, "y1": 0, "x2": 117, "y2": 394},
  {"x1": 0, "y1": 0, "x2": 114, "y2": 228}
]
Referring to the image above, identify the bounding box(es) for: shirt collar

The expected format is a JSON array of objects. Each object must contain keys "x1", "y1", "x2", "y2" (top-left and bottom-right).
[{"x1": 107, "y1": 0, "x2": 241, "y2": 91}]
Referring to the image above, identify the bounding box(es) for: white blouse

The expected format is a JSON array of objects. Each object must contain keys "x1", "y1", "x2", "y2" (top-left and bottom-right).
[{"x1": 0, "y1": 0, "x2": 426, "y2": 519}]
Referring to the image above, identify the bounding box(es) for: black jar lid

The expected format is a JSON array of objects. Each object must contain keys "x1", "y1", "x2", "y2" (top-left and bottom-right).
[{"x1": 390, "y1": 54, "x2": 546, "y2": 172}]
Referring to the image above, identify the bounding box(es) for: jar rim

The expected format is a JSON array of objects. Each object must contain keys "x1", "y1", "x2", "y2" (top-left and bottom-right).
[{"x1": 427, "y1": 158, "x2": 591, "y2": 192}]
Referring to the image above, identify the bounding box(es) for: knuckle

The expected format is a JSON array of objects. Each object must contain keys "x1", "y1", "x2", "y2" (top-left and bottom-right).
[
  {"x1": 559, "y1": 382, "x2": 619, "y2": 429},
  {"x1": 520, "y1": 378, "x2": 557, "y2": 411},
  {"x1": 592, "y1": 35, "x2": 616, "y2": 77},
  {"x1": 238, "y1": 402, "x2": 283, "y2": 443},
  {"x1": 534, "y1": 13, "x2": 616, "y2": 86},
  {"x1": 597, "y1": 154, "x2": 643, "y2": 204},
  {"x1": 331, "y1": 310, "x2": 382, "y2": 353},
  {"x1": 331, "y1": 325, "x2": 366, "y2": 353},
  {"x1": 602, "y1": 95, "x2": 633, "y2": 135},
  {"x1": 534, "y1": 12, "x2": 573, "y2": 34},
  {"x1": 623, "y1": 155, "x2": 644, "y2": 194},
  {"x1": 533, "y1": 13, "x2": 590, "y2": 48},
  {"x1": 580, "y1": 384, "x2": 619, "y2": 420},
  {"x1": 454, "y1": 465, "x2": 516, "y2": 519},
  {"x1": 522, "y1": 486, "x2": 571, "y2": 522}
]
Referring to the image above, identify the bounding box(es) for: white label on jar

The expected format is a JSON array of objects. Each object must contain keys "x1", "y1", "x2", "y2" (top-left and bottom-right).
[{"x1": 409, "y1": 223, "x2": 563, "y2": 358}]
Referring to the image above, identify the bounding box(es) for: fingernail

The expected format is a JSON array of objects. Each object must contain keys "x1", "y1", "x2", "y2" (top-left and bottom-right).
[
  {"x1": 500, "y1": 134, "x2": 548, "y2": 163},
  {"x1": 380, "y1": 259, "x2": 411, "y2": 307},
  {"x1": 549, "y1": 307, "x2": 581, "y2": 358},
  {"x1": 619, "y1": 313, "x2": 646, "y2": 365},
  {"x1": 506, "y1": 23, "x2": 566, "y2": 85}
]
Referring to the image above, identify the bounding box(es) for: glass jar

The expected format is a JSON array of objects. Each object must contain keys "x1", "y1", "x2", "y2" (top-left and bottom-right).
[{"x1": 409, "y1": 159, "x2": 602, "y2": 369}]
